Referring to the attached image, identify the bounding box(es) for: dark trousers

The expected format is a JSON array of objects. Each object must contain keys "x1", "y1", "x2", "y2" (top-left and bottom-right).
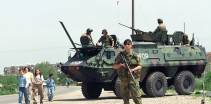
[{"x1": 18, "y1": 87, "x2": 30, "y2": 104}]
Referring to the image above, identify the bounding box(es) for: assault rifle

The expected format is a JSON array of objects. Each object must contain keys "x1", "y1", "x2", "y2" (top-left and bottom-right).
[
  {"x1": 118, "y1": 23, "x2": 144, "y2": 34},
  {"x1": 119, "y1": 52, "x2": 135, "y2": 81}
]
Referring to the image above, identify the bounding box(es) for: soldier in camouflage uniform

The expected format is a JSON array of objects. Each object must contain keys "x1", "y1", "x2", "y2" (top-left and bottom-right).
[
  {"x1": 153, "y1": 18, "x2": 168, "y2": 44},
  {"x1": 153, "y1": 18, "x2": 167, "y2": 34},
  {"x1": 96, "y1": 29, "x2": 114, "y2": 47},
  {"x1": 112, "y1": 39, "x2": 142, "y2": 104},
  {"x1": 80, "y1": 28, "x2": 94, "y2": 47}
]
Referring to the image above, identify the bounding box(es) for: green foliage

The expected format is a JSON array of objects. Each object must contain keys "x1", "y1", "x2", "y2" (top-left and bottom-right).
[
  {"x1": 34, "y1": 61, "x2": 73, "y2": 85},
  {"x1": 204, "y1": 72, "x2": 211, "y2": 90},
  {"x1": 35, "y1": 62, "x2": 58, "y2": 82},
  {"x1": 195, "y1": 71, "x2": 211, "y2": 91},
  {"x1": 195, "y1": 78, "x2": 202, "y2": 90},
  {"x1": 0, "y1": 75, "x2": 18, "y2": 95},
  {"x1": 57, "y1": 72, "x2": 74, "y2": 85}
]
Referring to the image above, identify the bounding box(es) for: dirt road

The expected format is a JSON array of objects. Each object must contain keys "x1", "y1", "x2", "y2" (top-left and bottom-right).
[{"x1": 47, "y1": 86, "x2": 210, "y2": 104}]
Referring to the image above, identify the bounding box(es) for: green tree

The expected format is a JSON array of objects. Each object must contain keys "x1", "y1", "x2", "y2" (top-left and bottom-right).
[
  {"x1": 34, "y1": 61, "x2": 74, "y2": 85},
  {"x1": 34, "y1": 62, "x2": 58, "y2": 83}
]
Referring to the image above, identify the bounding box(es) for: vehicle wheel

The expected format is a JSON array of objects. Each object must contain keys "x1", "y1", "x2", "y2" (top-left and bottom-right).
[
  {"x1": 145, "y1": 72, "x2": 167, "y2": 97},
  {"x1": 81, "y1": 82, "x2": 102, "y2": 99},
  {"x1": 174, "y1": 70, "x2": 195, "y2": 95},
  {"x1": 113, "y1": 78, "x2": 121, "y2": 98}
]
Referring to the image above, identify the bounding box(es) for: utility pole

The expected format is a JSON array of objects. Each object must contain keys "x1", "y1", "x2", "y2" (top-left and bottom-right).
[{"x1": 132, "y1": 0, "x2": 135, "y2": 35}]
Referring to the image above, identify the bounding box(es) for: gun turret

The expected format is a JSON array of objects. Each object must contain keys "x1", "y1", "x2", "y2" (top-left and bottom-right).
[
  {"x1": 118, "y1": 23, "x2": 144, "y2": 34},
  {"x1": 119, "y1": 23, "x2": 155, "y2": 42}
]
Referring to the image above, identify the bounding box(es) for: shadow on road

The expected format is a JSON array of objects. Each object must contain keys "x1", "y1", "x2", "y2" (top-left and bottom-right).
[
  {"x1": 54, "y1": 96, "x2": 119, "y2": 102},
  {"x1": 141, "y1": 94, "x2": 176, "y2": 98},
  {"x1": 54, "y1": 94, "x2": 176, "y2": 102}
]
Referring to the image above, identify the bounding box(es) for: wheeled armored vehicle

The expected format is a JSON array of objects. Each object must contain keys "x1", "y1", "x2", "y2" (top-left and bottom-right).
[{"x1": 60, "y1": 21, "x2": 207, "y2": 99}]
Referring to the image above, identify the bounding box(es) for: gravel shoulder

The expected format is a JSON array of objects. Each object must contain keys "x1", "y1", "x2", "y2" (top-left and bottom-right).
[{"x1": 45, "y1": 86, "x2": 211, "y2": 104}]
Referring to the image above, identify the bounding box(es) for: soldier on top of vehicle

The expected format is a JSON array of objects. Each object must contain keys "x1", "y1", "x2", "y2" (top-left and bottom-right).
[
  {"x1": 152, "y1": 18, "x2": 168, "y2": 45},
  {"x1": 153, "y1": 18, "x2": 167, "y2": 34},
  {"x1": 96, "y1": 29, "x2": 114, "y2": 47},
  {"x1": 80, "y1": 28, "x2": 95, "y2": 47}
]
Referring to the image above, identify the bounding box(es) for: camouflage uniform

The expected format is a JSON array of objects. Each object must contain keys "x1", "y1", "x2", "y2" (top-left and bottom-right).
[
  {"x1": 80, "y1": 33, "x2": 94, "y2": 47},
  {"x1": 153, "y1": 23, "x2": 167, "y2": 34},
  {"x1": 153, "y1": 21, "x2": 168, "y2": 44},
  {"x1": 97, "y1": 35, "x2": 113, "y2": 47},
  {"x1": 115, "y1": 51, "x2": 142, "y2": 104}
]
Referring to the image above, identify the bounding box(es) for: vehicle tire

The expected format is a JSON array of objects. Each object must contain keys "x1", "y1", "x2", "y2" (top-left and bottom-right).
[
  {"x1": 145, "y1": 72, "x2": 167, "y2": 97},
  {"x1": 81, "y1": 82, "x2": 102, "y2": 99},
  {"x1": 113, "y1": 78, "x2": 122, "y2": 98},
  {"x1": 174, "y1": 70, "x2": 195, "y2": 95}
]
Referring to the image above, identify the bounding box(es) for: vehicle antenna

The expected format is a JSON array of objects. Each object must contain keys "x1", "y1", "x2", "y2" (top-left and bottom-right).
[
  {"x1": 184, "y1": 22, "x2": 186, "y2": 33},
  {"x1": 196, "y1": 36, "x2": 200, "y2": 46},
  {"x1": 117, "y1": 0, "x2": 119, "y2": 6},
  {"x1": 132, "y1": 0, "x2": 135, "y2": 35}
]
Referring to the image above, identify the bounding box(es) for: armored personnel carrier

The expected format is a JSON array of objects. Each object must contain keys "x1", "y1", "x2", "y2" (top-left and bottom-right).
[{"x1": 60, "y1": 21, "x2": 207, "y2": 99}]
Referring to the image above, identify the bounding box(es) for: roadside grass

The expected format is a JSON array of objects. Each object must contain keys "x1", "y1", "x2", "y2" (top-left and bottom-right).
[
  {"x1": 194, "y1": 71, "x2": 211, "y2": 103},
  {"x1": 0, "y1": 75, "x2": 18, "y2": 95}
]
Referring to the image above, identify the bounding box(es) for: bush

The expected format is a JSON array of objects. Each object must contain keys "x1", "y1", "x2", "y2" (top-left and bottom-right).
[
  {"x1": 57, "y1": 72, "x2": 75, "y2": 86},
  {"x1": 195, "y1": 71, "x2": 211, "y2": 91},
  {"x1": 204, "y1": 72, "x2": 211, "y2": 90},
  {"x1": 0, "y1": 75, "x2": 18, "y2": 95}
]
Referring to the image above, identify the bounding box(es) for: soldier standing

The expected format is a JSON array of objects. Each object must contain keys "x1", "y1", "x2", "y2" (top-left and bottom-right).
[
  {"x1": 112, "y1": 39, "x2": 142, "y2": 104},
  {"x1": 96, "y1": 29, "x2": 114, "y2": 47},
  {"x1": 80, "y1": 28, "x2": 94, "y2": 47}
]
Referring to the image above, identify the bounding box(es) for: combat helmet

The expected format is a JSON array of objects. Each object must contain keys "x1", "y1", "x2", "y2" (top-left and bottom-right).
[{"x1": 86, "y1": 28, "x2": 93, "y2": 33}]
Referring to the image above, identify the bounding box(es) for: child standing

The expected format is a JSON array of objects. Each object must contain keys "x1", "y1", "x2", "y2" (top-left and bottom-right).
[
  {"x1": 46, "y1": 73, "x2": 56, "y2": 101},
  {"x1": 18, "y1": 68, "x2": 30, "y2": 104}
]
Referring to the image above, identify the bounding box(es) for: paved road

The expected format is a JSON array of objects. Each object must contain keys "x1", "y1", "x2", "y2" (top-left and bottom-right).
[
  {"x1": 1, "y1": 86, "x2": 210, "y2": 104},
  {"x1": 49, "y1": 87, "x2": 211, "y2": 104},
  {"x1": 0, "y1": 86, "x2": 80, "y2": 104}
]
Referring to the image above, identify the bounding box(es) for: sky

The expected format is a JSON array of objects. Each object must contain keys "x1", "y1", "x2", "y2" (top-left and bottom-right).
[{"x1": 0, "y1": 0, "x2": 211, "y2": 74}]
